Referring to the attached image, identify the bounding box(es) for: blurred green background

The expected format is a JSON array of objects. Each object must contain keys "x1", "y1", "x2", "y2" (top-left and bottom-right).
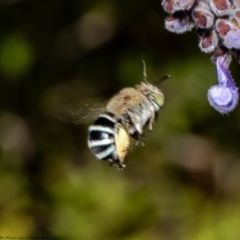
[{"x1": 1, "y1": 0, "x2": 240, "y2": 239}]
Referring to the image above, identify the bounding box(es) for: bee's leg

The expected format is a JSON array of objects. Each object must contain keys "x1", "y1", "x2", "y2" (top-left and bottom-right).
[
  {"x1": 109, "y1": 159, "x2": 125, "y2": 170},
  {"x1": 148, "y1": 112, "x2": 156, "y2": 131},
  {"x1": 130, "y1": 131, "x2": 141, "y2": 148},
  {"x1": 140, "y1": 133, "x2": 145, "y2": 147},
  {"x1": 132, "y1": 133, "x2": 145, "y2": 147},
  {"x1": 131, "y1": 127, "x2": 146, "y2": 147}
]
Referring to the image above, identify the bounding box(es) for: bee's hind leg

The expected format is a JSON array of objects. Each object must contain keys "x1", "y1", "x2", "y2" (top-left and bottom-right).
[{"x1": 109, "y1": 160, "x2": 125, "y2": 170}]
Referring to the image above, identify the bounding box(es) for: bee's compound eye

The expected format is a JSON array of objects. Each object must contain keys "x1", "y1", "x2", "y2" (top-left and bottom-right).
[{"x1": 149, "y1": 93, "x2": 165, "y2": 107}]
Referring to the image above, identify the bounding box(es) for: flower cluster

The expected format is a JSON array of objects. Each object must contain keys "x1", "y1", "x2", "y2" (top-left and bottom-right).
[{"x1": 161, "y1": 0, "x2": 240, "y2": 114}]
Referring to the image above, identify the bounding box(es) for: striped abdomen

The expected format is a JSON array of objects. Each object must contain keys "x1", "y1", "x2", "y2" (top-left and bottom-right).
[{"x1": 87, "y1": 113, "x2": 117, "y2": 162}]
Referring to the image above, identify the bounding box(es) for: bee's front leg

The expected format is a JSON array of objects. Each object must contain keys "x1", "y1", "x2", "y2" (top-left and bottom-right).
[
  {"x1": 148, "y1": 122, "x2": 153, "y2": 131},
  {"x1": 140, "y1": 134, "x2": 145, "y2": 147},
  {"x1": 148, "y1": 112, "x2": 156, "y2": 131}
]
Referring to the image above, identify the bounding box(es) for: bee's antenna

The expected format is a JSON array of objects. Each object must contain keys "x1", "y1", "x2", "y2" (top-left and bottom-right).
[
  {"x1": 141, "y1": 60, "x2": 147, "y2": 82},
  {"x1": 154, "y1": 74, "x2": 170, "y2": 85}
]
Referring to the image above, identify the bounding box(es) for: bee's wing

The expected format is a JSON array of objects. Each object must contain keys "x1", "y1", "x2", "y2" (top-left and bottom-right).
[
  {"x1": 46, "y1": 98, "x2": 107, "y2": 124},
  {"x1": 41, "y1": 80, "x2": 107, "y2": 124}
]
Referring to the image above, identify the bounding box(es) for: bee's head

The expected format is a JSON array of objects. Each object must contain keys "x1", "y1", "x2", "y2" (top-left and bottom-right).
[
  {"x1": 137, "y1": 82, "x2": 165, "y2": 108},
  {"x1": 149, "y1": 86, "x2": 165, "y2": 107},
  {"x1": 138, "y1": 60, "x2": 170, "y2": 108}
]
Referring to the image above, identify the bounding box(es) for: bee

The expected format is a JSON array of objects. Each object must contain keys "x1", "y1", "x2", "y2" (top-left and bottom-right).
[{"x1": 87, "y1": 60, "x2": 170, "y2": 170}]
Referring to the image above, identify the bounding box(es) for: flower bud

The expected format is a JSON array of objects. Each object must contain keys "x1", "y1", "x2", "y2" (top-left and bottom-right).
[
  {"x1": 233, "y1": 0, "x2": 240, "y2": 8},
  {"x1": 192, "y1": 0, "x2": 215, "y2": 28},
  {"x1": 198, "y1": 29, "x2": 218, "y2": 53},
  {"x1": 162, "y1": 0, "x2": 175, "y2": 13},
  {"x1": 230, "y1": 10, "x2": 240, "y2": 29},
  {"x1": 208, "y1": 56, "x2": 239, "y2": 114},
  {"x1": 215, "y1": 19, "x2": 231, "y2": 37},
  {"x1": 209, "y1": 0, "x2": 232, "y2": 17},
  {"x1": 162, "y1": 0, "x2": 195, "y2": 14},
  {"x1": 165, "y1": 13, "x2": 194, "y2": 34}
]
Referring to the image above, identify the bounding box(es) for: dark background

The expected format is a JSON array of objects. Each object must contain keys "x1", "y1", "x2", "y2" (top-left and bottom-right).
[{"x1": 0, "y1": 0, "x2": 240, "y2": 239}]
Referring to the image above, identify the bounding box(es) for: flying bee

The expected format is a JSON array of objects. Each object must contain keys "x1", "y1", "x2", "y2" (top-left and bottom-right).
[{"x1": 87, "y1": 60, "x2": 170, "y2": 170}]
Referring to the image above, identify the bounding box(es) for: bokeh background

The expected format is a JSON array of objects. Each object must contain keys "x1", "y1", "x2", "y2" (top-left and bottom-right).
[{"x1": 1, "y1": 0, "x2": 240, "y2": 239}]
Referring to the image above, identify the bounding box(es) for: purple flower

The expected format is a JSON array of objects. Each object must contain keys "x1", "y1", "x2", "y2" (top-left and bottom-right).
[
  {"x1": 208, "y1": 55, "x2": 239, "y2": 114},
  {"x1": 198, "y1": 29, "x2": 219, "y2": 53},
  {"x1": 192, "y1": 0, "x2": 215, "y2": 29},
  {"x1": 161, "y1": 0, "x2": 240, "y2": 54},
  {"x1": 209, "y1": 0, "x2": 232, "y2": 17},
  {"x1": 162, "y1": 0, "x2": 195, "y2": 14},
  {"x1": 161, "y1": 0, "x2": 240, "y2": 114},
  {"x1": 223, "y1": 30, "x2": 240, "y2": 49},
  {"x1": 165, "y1": 13, "x2": 193, "y2": 34}
]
